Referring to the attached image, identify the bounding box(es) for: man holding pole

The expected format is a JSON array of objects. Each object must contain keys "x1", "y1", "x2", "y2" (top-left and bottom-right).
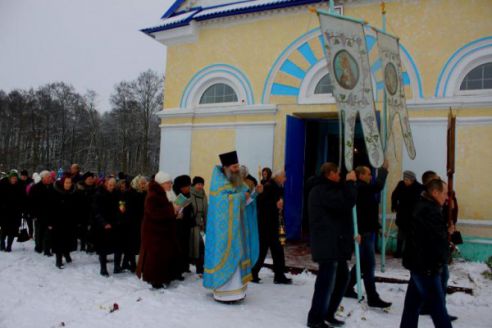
[
  {"x1": 307, "y1": 163, "x2": 358, "y2": 328},
  {"x1": 345, "y1": 160, "x2": 392, "y2": 308}
]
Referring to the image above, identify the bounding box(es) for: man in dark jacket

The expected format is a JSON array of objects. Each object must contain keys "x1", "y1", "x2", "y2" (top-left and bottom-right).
[
  {"x1": 252, "y1": 170, "x2": 291, "y2": 284},
  {"x1": 391, "y1": 170, "x2": 423, "y2": 258},
  {"x1": 345, "y1": 161, "x2": 391, "y2": 308},
  {"x1": 75, "y1": 172, "x2": 97, "y2": 252},
  {"x1": 400, "y1": 179, "x2": 452, "y2": 328},
  {"x1": 307, "y1": 163, "x2": 357, "y2": 328},
  {"x1": 30, "y1": 170, "x2": 55, "y2": 255}
]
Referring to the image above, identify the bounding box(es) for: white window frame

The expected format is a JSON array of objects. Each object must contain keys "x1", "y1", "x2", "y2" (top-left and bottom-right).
[
  {"x1": 450, "y1": 50, "x2": 492, "y2": 97},
  {"x1": 456, "y1": 57, "x2": 492, "y2": 96},
  {"x1": 298, "y1": 60, "x2": 336, "y2": 104}
]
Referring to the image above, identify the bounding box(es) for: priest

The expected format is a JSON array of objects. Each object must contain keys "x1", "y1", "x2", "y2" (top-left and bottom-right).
[{"x1": 203, "y1": 151, "x2": 259, "y2": 303}]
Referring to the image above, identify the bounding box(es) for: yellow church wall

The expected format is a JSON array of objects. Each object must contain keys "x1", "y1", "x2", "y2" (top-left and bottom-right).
[
  {"x1": 164, "y1": 0, "x2": 492, "y2": 109},
  {"x1": 158, "y1": 0, "x2": 492, "y2": 223},
  {"x1": 455, "y1": 124, "x2": 492, "y2": 220}
]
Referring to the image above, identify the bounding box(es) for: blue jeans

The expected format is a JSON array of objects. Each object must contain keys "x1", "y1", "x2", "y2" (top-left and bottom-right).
[
  {"x1": 400, "y1": 272, "x2": 452, "y2": 328},
  {"x1": 307, "y1": 260, "x2": 349, "y2": 325},
  {"x1": 348, "y1": 232, "x2": 378, "y2": 300}
]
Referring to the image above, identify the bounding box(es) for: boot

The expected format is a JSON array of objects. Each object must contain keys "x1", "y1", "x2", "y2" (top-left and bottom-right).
[
  {"x1": 113, "y1": 252, "x2": 123, "y2": 274},
  {"x1": 56, "y1": 253, "x2": 64, "y2": 269},
  {"x1": 64, "y1": 252, "x2": 72, "y2": 263},
  {"x1": 0, "y1": 237, "x2": 5, "y2": 251},
  {"x1": 129, "y1": 256, "x2": 137, "y2": 273},
  {"x1": 368, "y1": 297, "x2": 392, "y2": 308},
  {"x1": 325, "y1": 317, "x2": 345, "y2": 327},
  {"x1": 99, "y1": 255, "x2": 109, "y2": 277},
  {"x1": 6, "y1": 235, "x2": 14, "y2": 252},
  {"x1": 274, "y1": 274, "x2": 292, "y2": 285}
]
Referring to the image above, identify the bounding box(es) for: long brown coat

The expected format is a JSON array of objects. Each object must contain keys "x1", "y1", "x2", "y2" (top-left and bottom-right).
[{"x1": 136, "y1": 181, "x2": 181, "y2": 285}]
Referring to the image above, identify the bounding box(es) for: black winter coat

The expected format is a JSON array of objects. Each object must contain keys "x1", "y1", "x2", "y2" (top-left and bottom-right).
[
  {"x1": 75, "y1": 181, "x2": 97, "y2": 226},
  {"x1": 355, "y1": 168, "x2": 388, "y2": 234},
  {"x1": 308, "y1": 178, "x2": 357, "y2": 262},
  {"x1": 29, "y1": 182, "x2": 55, "y2": 224},
  {"x1": 257, "y1": 180, "x2": 283, "y2": 240},
  {"x1": 0, "y1": 180, "x2": 25, "y2": 234},
  {"x1": 50, "y1": 182, "x2": 78, "y2": 253},
  {"x1": 122, "y1": 188, "x2": 146, "y2": 255},
  {"x1": 391, "y1": 180, "x2": 424, "y2": 230},
  {"x1": 402, "y1": 194, "x2": 449, "y2": 275},
  {"x1": 92, "y1": 186, "x2": 124, "y2": 255}
]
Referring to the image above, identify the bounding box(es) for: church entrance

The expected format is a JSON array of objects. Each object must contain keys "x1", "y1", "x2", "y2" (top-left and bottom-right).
[{"x1": 284, "y1": 114, "x2": 373, "y2": 241}]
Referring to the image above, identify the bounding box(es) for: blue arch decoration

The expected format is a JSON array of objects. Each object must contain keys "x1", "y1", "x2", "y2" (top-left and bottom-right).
[
  {"x1": 262, "y1": 27, "x2": 423, "y2": 103},
  {"x1": 435, "y1": 36, "x2": 492, "y2": 97},
  {"x1": 180, "y1": 64, "x2": 255, "y2": 108}
]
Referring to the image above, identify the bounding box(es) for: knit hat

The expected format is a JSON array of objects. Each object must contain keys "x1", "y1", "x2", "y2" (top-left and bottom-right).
[
  {"x1": 403, "y1": 170, "x2": 416, "y2": 181},
  {"x1": 8, "y1": 170, "x2": 19, "y2": 179},
  {"x1": 82, "y1": 171, "x2": 95, "y2": 181},
  {"x1": 173, "y1": 175, "x2": 192, "y2": 191},
  {"x1": 154, "y1": 171, "x2": 172, "y2": 184},
  {"x1": 32, "y1": 172, "x2": 41, "y2": 184},
  {"x1": 192, "y1": 176, "x2": 205, "y2": 186}
]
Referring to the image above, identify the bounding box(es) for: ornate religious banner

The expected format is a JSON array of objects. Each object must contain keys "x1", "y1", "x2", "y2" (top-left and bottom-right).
[
  {"x1": 318, "y1": 12, "x2": 384, "y2": 170},
  {"x1": 375, "y1": 30, "x2": 416, "y2": 159}
]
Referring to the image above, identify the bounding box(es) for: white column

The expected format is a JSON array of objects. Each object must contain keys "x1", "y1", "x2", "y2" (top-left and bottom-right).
[
  {"x1": 235, "y1": 122, "x2": 275, "y2": 176},
  {"x1": 159, "y1": 125, "x2": 192, "y2": 178}
]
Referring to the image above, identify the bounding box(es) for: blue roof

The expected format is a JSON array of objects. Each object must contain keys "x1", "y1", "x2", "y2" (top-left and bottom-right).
[{"x1": 142, "y1": 0, "x2": 327, "y2": 35}]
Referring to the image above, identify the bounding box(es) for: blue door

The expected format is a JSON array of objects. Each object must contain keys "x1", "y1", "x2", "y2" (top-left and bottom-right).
[{"x1": 284, "y1": 115, "x2": 306, "y2": 240}]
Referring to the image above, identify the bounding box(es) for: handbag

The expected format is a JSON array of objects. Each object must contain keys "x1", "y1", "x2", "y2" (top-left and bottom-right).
[
  {"x1": 451, "y1": 230, "x2": 463, "y2": 245},
  {"x1": 17, "y1": 218, "x2": 30, "y2": 243}
]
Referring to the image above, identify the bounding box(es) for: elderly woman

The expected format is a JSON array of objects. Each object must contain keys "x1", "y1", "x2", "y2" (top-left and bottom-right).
[
  {"x1": 50, "y1": 173, "x2": 78, "y2": 269},
  {"x1": 136, "y1": 172, "x2": 181, "y2": 289}
]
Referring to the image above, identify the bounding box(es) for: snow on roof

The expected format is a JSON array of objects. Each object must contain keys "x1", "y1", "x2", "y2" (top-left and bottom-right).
[
  {"x1": 142, "y1": 10, "x2": 198, "y2": 34},
  {"x1": 193, "y1": 0, "x2": 315, "y2": 19},
  {"x1": 142, "y1": 0, "x2": 325, "y2": 35}
]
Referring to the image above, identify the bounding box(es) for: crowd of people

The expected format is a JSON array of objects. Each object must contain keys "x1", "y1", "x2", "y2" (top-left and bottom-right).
[
  {"x1": 0, "y1": 154, "x2": 458, "y2": 328},
  {"x1": 0, "y1": 161, "x2": 291, "y2": 287}
]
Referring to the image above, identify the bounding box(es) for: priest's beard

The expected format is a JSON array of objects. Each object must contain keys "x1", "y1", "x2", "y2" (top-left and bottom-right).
[{"x1": 225, "y1": 170, "x2": 242, "y2": 187}]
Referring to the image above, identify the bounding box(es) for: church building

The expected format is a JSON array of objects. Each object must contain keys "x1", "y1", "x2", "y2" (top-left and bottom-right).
[{"x1": 142, "y1": 0, "x2": 492, "y2": 260}]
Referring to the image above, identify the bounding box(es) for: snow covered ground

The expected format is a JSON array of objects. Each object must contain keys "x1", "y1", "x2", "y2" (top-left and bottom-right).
[{"x1": 1, "y1": 241, "x2": 491, "y2": 328}]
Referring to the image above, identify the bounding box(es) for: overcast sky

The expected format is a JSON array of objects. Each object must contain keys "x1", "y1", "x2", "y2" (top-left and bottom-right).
[{"x1": 0, "y1": 0, "x2": 174, "y2": 112}]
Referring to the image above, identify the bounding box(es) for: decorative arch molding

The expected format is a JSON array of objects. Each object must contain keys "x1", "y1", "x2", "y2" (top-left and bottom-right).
[
  {"x1": 180, "y1": 64, "x2": 254, "y2": 108},
  {"x1": 435, "y1": 36, "x2": 492, "y2": 97},
  {"x1": 262, "y1": 27, "x2": 423, "y2": 104},
  {"x1": 298, "y1": 60, "x2": 335, "y2": 104}
]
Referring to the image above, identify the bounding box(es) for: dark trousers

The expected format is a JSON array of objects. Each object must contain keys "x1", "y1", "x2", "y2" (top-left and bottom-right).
[
  {"x1": 34, "y1": 219, "x2": 52, "y2": 254},
  {"x1": 0, "y1": 231, "x2": 15, "y2": 250},
  {"x1": 421, "y1": 263, "x2": 449, "y2": 314},
  {"x1": 395, "y1": 227, "x2": 405, "y2": 257},
  {"x1": 252, "y1": 232, "x2": 286, "y2": 278},
  {"x1": 307, "y1": 260, "x2": 350, "y2": 325},
  {"x1": 348, "y1": 232, "x2": 378, "y2": 300},
  {"x1": 400, "y1": 272, "x2": 452, "y2": 328}
]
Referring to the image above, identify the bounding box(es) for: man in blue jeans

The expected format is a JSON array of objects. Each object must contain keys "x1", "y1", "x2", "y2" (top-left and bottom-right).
[
  {"x1": 307, "y1": 163, "x2": 358, "y2": 328},
  {"x1": 345, "y1": 162, "x2": 392, "y2": 308},
  {"x1": 400, "y1": 179, "x2": 452, "y2": 328}
]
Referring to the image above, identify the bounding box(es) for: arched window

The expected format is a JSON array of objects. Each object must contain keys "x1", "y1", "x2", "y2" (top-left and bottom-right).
[
  {"x1": 314, "y1": 74, "x2": 334, "y2": 94},
  {"x1": 460, "y1": 62, "x2": 492, "y2": 91},
  {"x1": 199, "y1": 83, "x2": 238, "y2": 104}
]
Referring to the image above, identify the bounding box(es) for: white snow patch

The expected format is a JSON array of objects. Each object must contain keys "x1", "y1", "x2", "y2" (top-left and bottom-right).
[{"x1": 0, "y1": 241, "x2": 491, "y2": 328}]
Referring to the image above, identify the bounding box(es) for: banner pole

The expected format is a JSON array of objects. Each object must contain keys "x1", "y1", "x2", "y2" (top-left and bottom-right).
[{"x1": 380, "y1": 0, "x2": 388, "y2": 273}]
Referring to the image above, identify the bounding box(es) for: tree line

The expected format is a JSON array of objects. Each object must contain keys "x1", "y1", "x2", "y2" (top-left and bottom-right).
[{"x1": 0, "y1": 70, "x2": 163, "y2": 176}]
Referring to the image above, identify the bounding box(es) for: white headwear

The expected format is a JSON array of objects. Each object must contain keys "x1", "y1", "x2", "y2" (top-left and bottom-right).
[
  {"x1": 32, "y1": 172, "x2": 41, "y2": 184},
  {"x1": 154, "y1": 171, "x2": 172, "y2": 184}
]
